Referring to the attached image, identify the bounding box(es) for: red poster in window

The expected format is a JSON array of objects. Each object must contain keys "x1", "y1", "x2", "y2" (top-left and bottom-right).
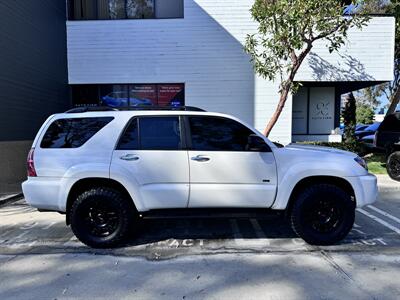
[
  {"x1": 158, "y1": 84, "x2": 185, "y2": 107},
  {"x1": 129, "y1": 85, "x2": 157, "y2": 106}
]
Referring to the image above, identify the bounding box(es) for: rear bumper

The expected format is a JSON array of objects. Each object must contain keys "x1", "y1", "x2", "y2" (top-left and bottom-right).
[
  {"x1": 344, "y1": 174, "x2": 378, "y2": 208},
  {"x1": 22, "y1": 177, "x2": 63, "y2": 211}
]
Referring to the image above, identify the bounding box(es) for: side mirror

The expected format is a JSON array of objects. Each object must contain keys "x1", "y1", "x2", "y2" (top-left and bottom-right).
[{"x1": 247, "y1": 134, "x2": 270, "y2": 152}]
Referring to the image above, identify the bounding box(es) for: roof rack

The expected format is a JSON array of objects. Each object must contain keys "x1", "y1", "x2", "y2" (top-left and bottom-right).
[{"x1": 65, "y1": 106, "x2": 206, "y2": 113}]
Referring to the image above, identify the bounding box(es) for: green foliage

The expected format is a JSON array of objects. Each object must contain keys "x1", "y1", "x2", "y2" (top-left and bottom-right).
[
  {"x1": 355, "y1": 85, "x2": 382, "y2": 110},
  {"x1": 244, "y1": 0, "x2": 370, "y2": 92},
  {"x1": 365, "y1": 153, "x2": 387, "y2": 174},
  {"x1": 356, "y1": 104, "x2": 375, "y2": 124}
]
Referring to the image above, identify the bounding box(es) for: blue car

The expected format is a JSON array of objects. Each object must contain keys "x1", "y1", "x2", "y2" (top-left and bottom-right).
[
  {"x1": 102, "y1": 91, "x2": 153, "y2": 107},
  {"x1": 354, "y1": 122, "x2": 381, "y2": 140}
]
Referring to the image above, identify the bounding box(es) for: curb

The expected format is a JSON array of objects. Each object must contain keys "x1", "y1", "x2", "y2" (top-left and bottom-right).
[{"x1": 0, "y1": 193, "x2": 24, "y2": 207}]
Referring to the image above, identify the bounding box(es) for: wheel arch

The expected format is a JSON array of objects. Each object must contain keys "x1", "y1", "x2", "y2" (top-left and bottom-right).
[
  {"x1": 284, "y1": 176, "x2": 356, "y2": 217},
  {"x1": 65, "y1": 177, "x2": 136, "y2": 225}
]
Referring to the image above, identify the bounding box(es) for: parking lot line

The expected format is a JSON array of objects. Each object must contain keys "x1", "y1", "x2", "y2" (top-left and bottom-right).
[
  {"x1": 367, "y1": 205, "x2": 400, "y2": 225},
  {"x1": 250, "y1": 219, "x2": 267, "y2": 239},
  {"x1": 357, "y1": 208, "x2": 400, "y2": 235},
  {"x1": 229, "y1": 219, "x2": 243, "y2": 239}
]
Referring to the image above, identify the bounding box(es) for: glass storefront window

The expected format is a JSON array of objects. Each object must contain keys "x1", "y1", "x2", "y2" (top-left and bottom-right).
[
  {"x1": 68, "y1": 0, "x2": 182, "y2": 20},
  {"x1": 71, "y1": 84, "x2": 185, "y2": 108}
]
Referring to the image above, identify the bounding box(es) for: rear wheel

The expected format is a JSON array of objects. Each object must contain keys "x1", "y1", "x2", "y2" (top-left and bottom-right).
[
  {"x1": 387, "y1": 151, "x2": 400, "y2": 181},
  {"x1": 290, "y1": 184, "x2": 355, "y2": 245},
  {"x1": 69, "y1": 187, "x2": 136, "y2": 248}
]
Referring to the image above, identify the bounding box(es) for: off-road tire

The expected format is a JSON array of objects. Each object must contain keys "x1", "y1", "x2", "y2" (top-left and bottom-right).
[
  {"x1": 290, "y1": 184, "x2": 355, "y2": 246},
  {"x1": 387, "y1": 151, "x2": 400, "y2": 181},
  {"x1": 69, "y1": 187, "x2": 136, "y2": 248}
]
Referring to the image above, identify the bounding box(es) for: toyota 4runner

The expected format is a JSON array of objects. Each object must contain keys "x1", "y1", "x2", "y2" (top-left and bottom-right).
[{"x1": 22, "y1": 106, "x2": 378, "y2": 248}]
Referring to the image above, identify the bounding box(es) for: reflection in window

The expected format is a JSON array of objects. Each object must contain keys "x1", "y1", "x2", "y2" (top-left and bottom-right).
[
  {"x1": 189, "y1": 117, "x2": 255, "y2": 151},
  {"x1": 108, "y1": 0, "x2": 127, "y2": 19},
  {"x1": 41, "y1": 118, "x2": 114, "y2": 148},
  {"x1": 126, "y1": 0, "x2": 154, "y2": 19},
  {"x1": 69, "y1": 0, "x2": 182, "y2": 20},
  {"x1": 118, "y1": 119, "x2": 139, "y2": 150}
]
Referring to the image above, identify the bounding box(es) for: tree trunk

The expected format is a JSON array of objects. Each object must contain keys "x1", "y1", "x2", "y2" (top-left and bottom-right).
[
  {"x1": 386, "y1": 87, "x2": 400, "y2": 116},
  {"x1": 263, "y1": 84, "x2": 290, "y2": 137}
]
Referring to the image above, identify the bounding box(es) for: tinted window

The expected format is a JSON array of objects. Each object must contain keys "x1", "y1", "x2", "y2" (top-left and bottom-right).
[
  {"x1": 118, "y1": 116, "x2": 182, "y2": 150},
  {"x1": 41, "y1": 117, "x2": 113, "y2": 148},
  {"x1": 189, "y1": 116, "x2": 258, "y2": 151},
  {"x1": 117, "y1": 119, "x2": 139, "y2": 150},
  {"x1": 380, "y1": 114, "x2": 400, "y2": 132},
  {"x1": 140, "y1": 117, "x2": 181, "y2": 150}
]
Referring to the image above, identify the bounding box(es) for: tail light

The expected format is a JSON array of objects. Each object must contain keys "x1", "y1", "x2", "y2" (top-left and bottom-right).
[{"x1": 27, "y1": 148, "x2": 37, "y2": 177}]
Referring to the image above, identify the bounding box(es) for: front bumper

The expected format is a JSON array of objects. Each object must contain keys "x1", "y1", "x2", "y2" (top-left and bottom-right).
[{"x1": 344, "y1": 174, "x2": 378, "y2": 208}]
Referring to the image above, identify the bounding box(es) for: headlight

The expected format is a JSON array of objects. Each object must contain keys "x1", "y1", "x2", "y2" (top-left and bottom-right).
[{"x1": 354, "y1": 156, "x2": 368, "y2": 171}]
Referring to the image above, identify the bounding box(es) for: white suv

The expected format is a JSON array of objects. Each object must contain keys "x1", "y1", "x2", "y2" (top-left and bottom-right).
[{"x1": 22, "y1": 106, "x2": 378, "y2": 248}]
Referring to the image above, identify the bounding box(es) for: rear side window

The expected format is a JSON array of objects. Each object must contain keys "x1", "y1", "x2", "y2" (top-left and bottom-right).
[
  {"x1": 118, "y1": 116, "x2": 182, "y2": 150},
  {"x1": 41, "y1": 117, "x2": 114, "y2": 148}
]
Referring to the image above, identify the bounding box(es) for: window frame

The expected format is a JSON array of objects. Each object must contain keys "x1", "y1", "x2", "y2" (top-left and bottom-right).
[
  {"x1": 67, "y1": 0, "x2": 184, "y2": 21},
  {"x1": 183, "y1": 115, "x2": 272, "y2": 153},
  {"x1": 116, "y1": 115, "x2": 187, "y2": 151}
]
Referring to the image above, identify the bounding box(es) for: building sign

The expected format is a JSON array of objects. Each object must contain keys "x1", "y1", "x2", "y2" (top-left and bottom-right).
[
  {"x1": 158, "y1": 84, "x2": 185, "y2": 106},
  {"x1": 292, "y1": 87, "x2": 335, "y2": 135},
  {"x1": 130, "y1": 84, "x2": 157, "y2": 106},
  {"x1": 309, "y1": 87, "x2": 335, "y2": 134}
]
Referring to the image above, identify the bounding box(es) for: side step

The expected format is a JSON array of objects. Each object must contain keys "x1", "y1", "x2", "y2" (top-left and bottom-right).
[{"x1": 140, "y1": 208, "x2": 283, "y2": 220}]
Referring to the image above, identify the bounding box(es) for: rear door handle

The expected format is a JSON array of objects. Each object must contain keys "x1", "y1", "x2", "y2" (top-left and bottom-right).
[
  {"x1": 120, "y1": 154, "x2": 139, "y2": 161},
  {"x1": 191, "y1": 155, "x2": 210, "y2": 162}
]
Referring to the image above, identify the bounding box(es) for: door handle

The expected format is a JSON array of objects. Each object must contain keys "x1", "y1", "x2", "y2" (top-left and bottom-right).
[
  {"x1": 191, "y1": 155, "x2": 210, "y2": 162},
  {"x1": 120, "y1": 154, "x2": 139, "y2": 161}
]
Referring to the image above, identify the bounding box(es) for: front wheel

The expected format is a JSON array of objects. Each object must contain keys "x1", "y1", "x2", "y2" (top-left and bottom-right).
[
  {"x1": 69, "y1": 187, "x2": 136, "y2": 248},
  {"x1": 387, "y1": 151, "x2": 400, "y2": 181},
  {"x1": 290, "y1": 184, "x2": 355, "y2": 245}
]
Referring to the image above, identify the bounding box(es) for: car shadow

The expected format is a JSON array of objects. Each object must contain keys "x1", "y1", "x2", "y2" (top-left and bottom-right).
[{"x1": 121, "y1": 216, "x2": 298, "y2": 247}]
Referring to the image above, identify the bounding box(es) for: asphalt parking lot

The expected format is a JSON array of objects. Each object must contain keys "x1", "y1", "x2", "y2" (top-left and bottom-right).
[
  {"x1": 0, "y1": 178, "x2": 399, "y2": 299},
  {"x1": 1, "y1": 185, "x2": 399, "y2": 258}
]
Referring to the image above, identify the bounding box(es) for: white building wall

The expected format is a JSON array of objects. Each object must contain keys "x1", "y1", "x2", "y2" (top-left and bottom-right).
[{"x1": 67, "y1": 0, "x2": 395, "y2": 144}]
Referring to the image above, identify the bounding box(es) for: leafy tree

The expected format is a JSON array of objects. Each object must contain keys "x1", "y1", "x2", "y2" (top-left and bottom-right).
[
  {"x1": 356, "y1": 104, "x2": 375, "y2": 124},
  {"x1": 343, "y1": 93, "x2": 357, "y2": 143},
  {"x1": 355, "y1": 85, "x2": 382, "y2": 110},
  {"x1": 245, "y1": 0, "x2": 369, "y2": 136}
]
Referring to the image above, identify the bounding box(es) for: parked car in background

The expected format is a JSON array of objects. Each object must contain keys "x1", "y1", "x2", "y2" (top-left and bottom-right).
[
  {"x1": 360, "y1": 134, "x2": 376, "y2": 152},
  {"x1": 339, "y1": 124, "x2": 369, "y2": 136},
  {"x1": 375, "y1": 112, "x2": 400, "y2": 181},
  {"x1": 355, "y1": 122, "x2": 381, "y2": 140},
  {"x1": 356, "y1": 124, "x2": 369, "y2": 132}
]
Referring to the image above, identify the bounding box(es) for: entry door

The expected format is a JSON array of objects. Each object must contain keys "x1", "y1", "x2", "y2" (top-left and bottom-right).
[
  {"x1": 186, "y1": 116, "x2": 277, "y2": 208},
  {"x1": 111, "y1": 116, "x2": 189, "y2": 210}
]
